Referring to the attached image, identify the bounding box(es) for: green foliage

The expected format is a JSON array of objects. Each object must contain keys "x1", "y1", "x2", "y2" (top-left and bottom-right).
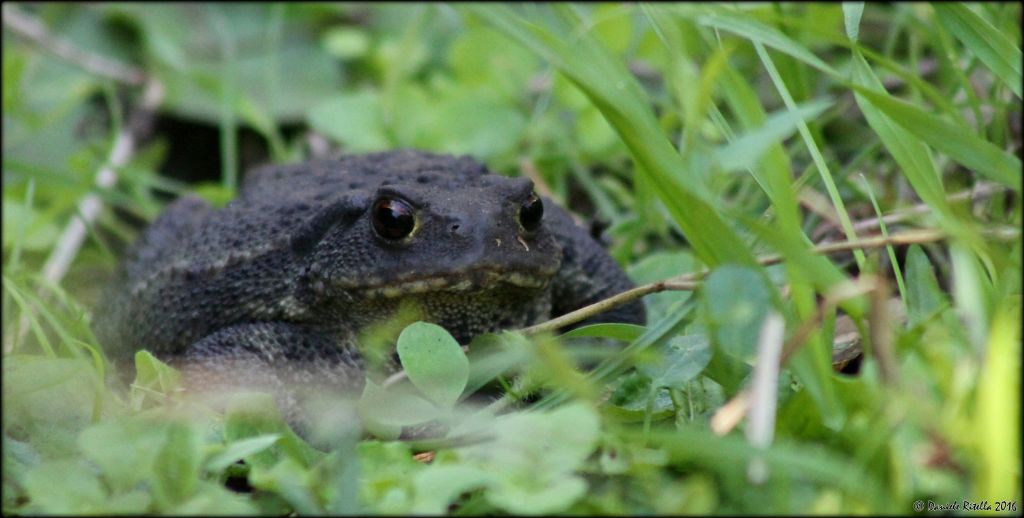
[
  {"x1": 396, "y1": 322, "x2": 469, "y2": 408},
  {"x1": 3, "y1": 2, "x2": 1021, "y2": 515}
]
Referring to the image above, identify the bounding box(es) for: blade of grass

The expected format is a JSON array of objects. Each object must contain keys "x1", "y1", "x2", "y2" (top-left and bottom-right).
[
  {"x1": 695, "y1": 10, "x2": 839, "y2": 77},
  {"x1": 2, "y1": 276, "x2": 55, "y2": 357},
  {"x1": 716, "y1": 64, "x2": 802, "y2": 235},
  {"x1": 973, "y1": 303, "x2": 1022, "y2": 502},
  {"x1": 755, "y1": 42, "x2": 866, "y2": 269},
  {"x1": 7, "y1": 179, "x2": 36, "y2": 273},
  {"x1": 710, "y1": 8, "x2": 961, "y2": 120},
  {"x1": 850, "y1": 85, "x2": 1021, "y2": 191},
  {"x1": 848, "y1": 50, "x2": 984, "y2": 253},
  {"x1": 470, "y1": 4, "x2": 757, "y2": 268},
  {"x1": 930, "y1": 9, "x2": 986, "y2": 135},
  {"x1": 932, "y1": 3, "x2": 1022, "y2": 98},
  {"x1": 859, "y1": 174, "x2": 908, "y2": 306},
  {"x1": 713, "y1": 99, "x2": 832, "y2": 174},
  {"x1": 842, "y1": 3, "x2": 864, "y2": 42},
  {"x1": 209, "y1": 6, "x2": 239, "y2": 192}
]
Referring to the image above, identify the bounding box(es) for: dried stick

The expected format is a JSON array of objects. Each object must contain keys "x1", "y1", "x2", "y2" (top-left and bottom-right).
[
  {"x1": 850, "y1": 182, "x2": 1004, "y2": 233},
  {"x1": 523, "y1": 227, "x2": 1019, "y2": 337},
  {"x1": 40, "y1": 79, "x2": 164, "y2": 285}
]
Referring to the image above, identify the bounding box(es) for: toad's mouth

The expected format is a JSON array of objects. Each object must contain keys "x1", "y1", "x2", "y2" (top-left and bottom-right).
[{"x1": 341, "y1": 268, "x2": 553, "y2": 298}]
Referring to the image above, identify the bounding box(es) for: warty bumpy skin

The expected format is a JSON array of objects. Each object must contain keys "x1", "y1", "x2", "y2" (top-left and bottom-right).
[{"x1": 94, "y1": 150, "x2": 645, "y2": 424}]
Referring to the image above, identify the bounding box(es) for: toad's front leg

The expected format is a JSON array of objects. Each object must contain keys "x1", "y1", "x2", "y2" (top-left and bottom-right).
[{"x1": 177, "y1": 322, "x2": 365, "y2": 433}]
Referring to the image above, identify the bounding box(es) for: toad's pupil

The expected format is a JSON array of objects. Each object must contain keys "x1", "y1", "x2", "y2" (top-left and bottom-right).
[
  {"x1": 518, "y1": 193, "x2": 544, "y2": 232},
  {"x1": 372, "y1": 197, "x2": 415, "y2": 239}
]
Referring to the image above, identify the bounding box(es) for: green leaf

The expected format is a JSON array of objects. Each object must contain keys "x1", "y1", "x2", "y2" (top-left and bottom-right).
[
  {"x1": 322, "y1": 27, "x2": 370, "y2": 60},
  {"x1": 204, "y1": 434, "x2": 282, "y2": 474},
  {"x1": 695, "y1": 11, "x2": 840, "y2": 77},
  {"x1": 411, "y1": 465, "x2": 494, "y2": 514},
  {"x1": 842, "y1": 3, "x2": 864, "y2": 42},
  {"x1": 850, "y1": 85, "x2": 1021, "y2": 191},
  {"x1": 560, "y1": 323, "x2": 646, "y2": 342},
  {"x1": 119, "y1": 4, "x2": 342, "y2": 122},
  {"x1": 131, "y1": 350, "x2": 182, "y2": 410},
  {"x1": 904, "y1": 245, "x2": 949, "y2": 328},
  {"x1": 607, "y1": 373, "x2": 675, "y2": 422},
  {"x1": 22, "y1": 460, "x2": 106, "y2": 513},
  {"x1": 700, "y1": 265, "x2": 773, "y2": 359},
  {"x1": 78, "y1": 417, "x2": 168, "y2": 493},
  {"x1": 739, "y1": 214, "x2": 864, "y2": 319},
  {"x1": 396, "y1": 322, "x2": 469, "y2": 408},
  {"x1": 2, "y1": 200, "x2": 60, "y2": 252},
  {"x1": 223, "y1": 392, "x2": 324, "y2": 469},
  {"x1": 487, "y1": 476, "x2": 587, "y2": 516},
  {"x1": 4, "y1": 356, "x2": 104, "y2": 459},
  {"x1": 639, "y1": 334, "x2": 713, "y2": 389},
  {"x1": 447, "y1": 26, "x2": 538, "y2": 102},
  {"x1": 462, "y1": 332, "x2": 532, "y2": 397},
  {"x1": 849, "y1": 51, "x2": 963, "y2": 237},
  {"x1": 358, "y1": 441, "x2": 424, "y2": 514},
  {"x1": 307, "y1": 90, "x2": 391, "y2": 151},
  {"x1": 626, "y1": 250, "x2": 696, "y2": 321},
  {"x1": 249, "y1": 458, "x2": 322, "y2": 515},
  {"x1": 754, "y1": 41, "x2": 865, "y2": 269},
  {"x1": 152, "y1": 421, "x2": 202, "y2": 509},
  {"x1": 429, "y1": 92, "x2": 527, "y2": 160},
  {"x1": 713, "y1": 99, "x2": 833, "y2": 173},
  {"x1": 357, "y1": 378, "x2": 440, "y2": 432},
  {"x1": 459, "y1": 402, "x2": 601, "y2": 515},
  {"x1": 932, "y1": 3, "x2": 1022, "y2": 98},
  {"x1": 974, "y1": 306, "x2": 1022, "y2": 501},
  {"x1": 170, "y1": 482, "x2": 257, "y2": 515}
]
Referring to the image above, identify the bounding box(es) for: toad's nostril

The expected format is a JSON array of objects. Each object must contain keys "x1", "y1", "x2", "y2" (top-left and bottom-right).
[{"x1": 451, "y1": 224, "x2": 460, "y2": 232}]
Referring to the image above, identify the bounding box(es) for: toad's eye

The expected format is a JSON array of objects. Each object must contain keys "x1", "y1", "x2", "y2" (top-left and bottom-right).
[
  {"x1": 518, "y1": 192, "x2": 544, "y2": 233},
  {"x1": 371, "y1": 197, "x2": 416, "y2": 240}
]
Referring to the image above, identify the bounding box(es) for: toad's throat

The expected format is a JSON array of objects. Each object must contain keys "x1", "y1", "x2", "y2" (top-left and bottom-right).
[{"x1": 336, "y1": 268, "x2": 553, "y2": 298}]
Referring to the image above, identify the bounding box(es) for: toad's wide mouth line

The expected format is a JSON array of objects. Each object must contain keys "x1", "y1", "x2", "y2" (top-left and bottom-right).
[{"x1": 337, "y1": 268, "x2": 554, "y2": 298}]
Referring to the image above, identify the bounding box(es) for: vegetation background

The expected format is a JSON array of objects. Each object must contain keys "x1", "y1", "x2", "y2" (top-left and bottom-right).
[{"x1": 2, "y1": 2, "x2": 1021, "y2": 515}]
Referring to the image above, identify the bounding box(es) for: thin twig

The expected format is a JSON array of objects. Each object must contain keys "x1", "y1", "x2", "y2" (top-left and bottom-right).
[
  {"x1": 523, "y1": 227, "x2": 1019, "y2": 337},
  {"x1": 745, "y1": 311, "x2": 785, "y2": 484},
  {"x1": 2, "y1": 4, "x2": 146, "y2": 86},
  {"x1": 41, "y1": 78, "x2": 164, "y2": 285},
  {"x1": 849, "y1": 182, "x2": 1004, "y2": 233}
]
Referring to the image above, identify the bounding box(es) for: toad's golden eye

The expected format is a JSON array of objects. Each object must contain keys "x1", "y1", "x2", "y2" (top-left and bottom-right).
[
  {"x1": 518, "y1": 192, "x2": 544, "y2": 233},
  {"x1": 371, "y1": 197, "x2": 416, "y2": 240}
]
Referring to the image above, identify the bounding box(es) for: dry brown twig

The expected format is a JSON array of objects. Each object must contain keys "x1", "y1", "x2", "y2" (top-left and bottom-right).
[{"x1": 523, "y1": 226, "x2": 1019, "y2": 337}]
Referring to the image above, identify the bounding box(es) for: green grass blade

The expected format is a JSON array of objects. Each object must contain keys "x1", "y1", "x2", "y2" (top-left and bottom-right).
[
  {"x1": 470, "y1": 4, "x2": 756, "y2": 267},
  {"x1": 932, "y1": 3, "x2": 1023, "y2": 98},
  {"x1": 755, "y1": 42, "x2": 866, "y2": 269},
  {"x1": 973, "y1": 304, "x2": 1022, "y2": 502},
  {"x1": 849, "y1": 53, "x2": 956, "y2": 224},
  {"x1": 860, "y1": 174, "x2": 908, "y2": 304},
  {"x1": 716, "y1": 64, "x2": 802, "y2": 234},
  {"x1": 850, "y1": 85, "x2": 1021, "y2": 191},
  {"x1": 842, "y1": 3, "x2": 864, "y2": 42},
  {"x1": 713, "y1": 99, "x2": 832, "y2": 174},
  {"x1": 695, "y1": 11, "x2": 840, "y2": 77},
  {"x1": 2, "y1": 276, "x2": 55, "y2": 357}
]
